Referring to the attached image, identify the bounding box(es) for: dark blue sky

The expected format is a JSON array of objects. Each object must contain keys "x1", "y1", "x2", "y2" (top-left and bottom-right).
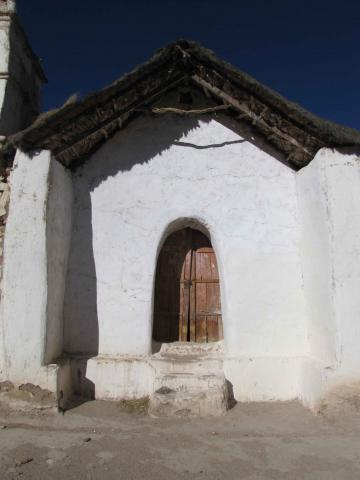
[{"x1": 17, "y1": 0, "x2": 360, "y2": 129}]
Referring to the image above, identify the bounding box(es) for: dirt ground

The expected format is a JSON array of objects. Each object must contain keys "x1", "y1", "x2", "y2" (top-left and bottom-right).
[{"x1": 1, "y1": 400, "x2": 360, "y2": 480}]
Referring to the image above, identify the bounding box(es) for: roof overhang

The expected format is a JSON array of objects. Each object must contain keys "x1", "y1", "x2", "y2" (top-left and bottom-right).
[{"x1": 6, "y1": 40, "x2": 360, "y2": 170}]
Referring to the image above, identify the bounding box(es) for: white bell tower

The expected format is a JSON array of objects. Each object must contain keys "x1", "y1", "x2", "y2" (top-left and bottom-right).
[{"x1": 0, "y1": 0, "x2": 46, "y2": 137}]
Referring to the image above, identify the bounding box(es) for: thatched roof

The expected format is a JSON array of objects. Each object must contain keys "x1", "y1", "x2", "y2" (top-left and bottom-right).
[{"x1": 6, "y1": 40, "x2": 360, "y2": 170}]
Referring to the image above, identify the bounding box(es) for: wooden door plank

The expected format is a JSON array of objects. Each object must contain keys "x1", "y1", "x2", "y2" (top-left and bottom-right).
[
  {"x1": 154, "y1": 229, "x2": 190, "y2": 343},
  {"x1": 207, "y1": 315, "x2": 220, "y2": 342},
  {"x1": 193, "y1": 239, "x2": 223, "y2": 343},
  {"x1": 179, "y1": 244, "x2": 192, "y2": 341},
  {"x1": 189, "y1": 247, "x2": 196, "y2": 342},
  {"x1": 194, "y1": 276, "x2": 207, "y2": 342},
  {"x1": 206, "y1": 283, "x2": 221, "y2": 313},
  {"x1": 196, "y1": 314, "x2": 207, "y2": 343}
]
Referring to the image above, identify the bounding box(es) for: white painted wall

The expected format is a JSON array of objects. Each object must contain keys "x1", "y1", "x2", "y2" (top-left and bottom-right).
[
  {"x1": 64, "y1": 116, "x2": 307, "y2": 368},
  {"x1": 316, "y1": 149, "x2": 360, "y2": 379},
  {"x1": 0, "y1": 1, "x2": 357, "y2": 407},
  {"x1": 0, "y1": 150, "x2": 73, "y2": 390},
  {"x1": 297, "y1": 156, "x2": 337, "y2": 366},
  {"x1": 296, "y1": 147, "x2": 360, "y2": 401},
  {"x1": 2, "y1": 122, "x2": 360, "y2": 406},
  {"x1": 45, "y1": 160, "x2": 73, "y2": 364}
]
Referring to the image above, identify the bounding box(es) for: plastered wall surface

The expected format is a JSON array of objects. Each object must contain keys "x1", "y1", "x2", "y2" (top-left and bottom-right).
[
  {"x1": 312, "y1": 149, "x2": 360, "y2": 379},
  {"x1": 296, "y1": 155, "x2": 337, "y2": 366},
  {"x1": 0, "y1": 1, "x2": 358, "y2": 408},
  {"x1": 64, "y1": 115, "x2": 307, "y2": 363},
  {"x1": 0, "y1": 150, "x2": 72, "y2": 390},
  {"x1": 1, "y1": 150, "x2": 50, "y2": 385},
  {"x1": 45, "y1": 160, "x2": 73, "y2": 364},
  {"x1": 296, "y1": 147, "x2": 360, "y2": 401},
  {"x1": 3, "y1": 121, "x2": 359, "y2": 405}
]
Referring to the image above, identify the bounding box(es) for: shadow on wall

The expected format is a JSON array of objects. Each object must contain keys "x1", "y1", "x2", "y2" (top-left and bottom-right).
[
  {"x1": 73, "y1": 358, "x2": 96, "y2": 404},
  {"x1": 64, "y1": 181, "x2": 99, "y2": 357},
  {"x1": 62, "y1": 181, "x2": 98, "y2": 402}
]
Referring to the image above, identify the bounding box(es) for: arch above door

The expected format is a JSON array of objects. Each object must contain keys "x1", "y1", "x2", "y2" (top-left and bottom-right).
[{"x1": 153, "y1": 227, "x2": 223, "y2": 344}]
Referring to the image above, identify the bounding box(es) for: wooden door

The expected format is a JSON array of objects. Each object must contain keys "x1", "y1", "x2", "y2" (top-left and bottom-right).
[{"x1": 153, "y1": 228, "x2": 223, "y2": 343}]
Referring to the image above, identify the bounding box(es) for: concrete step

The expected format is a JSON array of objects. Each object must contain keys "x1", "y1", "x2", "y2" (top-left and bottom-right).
[
  {"x1": 150, "y1": 355, "x2": 223, "y2": 375},
  {"x1": 153, "y1": 372, "x2": 225, "y2": 394},
  {"x1": 149, "y1": 382, "x2": 228, "y2": 417},
  {"x1": 159, "y1": 341, "x2": 224, "y2": 357},
  {"x1": 149, "y1": 342, "x2": 228, "y2": 416}
]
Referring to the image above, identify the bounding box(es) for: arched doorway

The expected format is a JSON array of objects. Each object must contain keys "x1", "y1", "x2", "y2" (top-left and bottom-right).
[{"x1": 153, "y1": 227, "x2": 223, "y2": 343}]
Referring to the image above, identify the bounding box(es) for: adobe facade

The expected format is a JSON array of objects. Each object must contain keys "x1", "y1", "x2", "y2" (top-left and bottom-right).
[{"x1": 0, "y1": 2, "x2": 360, "y2": 414}]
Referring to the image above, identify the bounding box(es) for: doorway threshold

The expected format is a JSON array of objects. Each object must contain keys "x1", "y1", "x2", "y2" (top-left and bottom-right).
[{"x1": 153, "y1": 341, "x2": 224, "y2": 359}]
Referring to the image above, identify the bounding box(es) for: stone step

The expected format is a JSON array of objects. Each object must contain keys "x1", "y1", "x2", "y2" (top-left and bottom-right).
[
  {"x1": 150, "y1": 355, "x2": 223, "y2": 375},
  {"x1": 159, "y1": 341, "x2": 224, "y2": 357},
  {"x1": 153, "y1": 372, "x2": 225, "y2": 394},
  {"x1": 149, "y1": 342, "x2": 228, "y2": 416},
  {"x1": 149, "y1": 378, "x2": 229, "y2": 417}
]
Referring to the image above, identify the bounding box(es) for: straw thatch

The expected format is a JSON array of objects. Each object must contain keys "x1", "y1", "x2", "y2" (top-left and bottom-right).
[{"x1": 6, "y1": 40, "x2": 360, "y2": 170}]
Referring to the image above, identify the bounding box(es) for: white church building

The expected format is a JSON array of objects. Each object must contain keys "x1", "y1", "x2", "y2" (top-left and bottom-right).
[{"x1": 1, "y1": 0, "x2": 360, "y2": 414}]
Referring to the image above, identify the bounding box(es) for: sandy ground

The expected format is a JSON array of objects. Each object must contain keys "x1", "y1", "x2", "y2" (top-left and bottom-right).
[{"x1": 0, "y1": 400, "x2": 360, "y2": 480}]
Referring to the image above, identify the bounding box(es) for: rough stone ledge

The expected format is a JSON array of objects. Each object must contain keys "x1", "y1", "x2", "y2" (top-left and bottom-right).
[
  {"x1": 0, "y1": 381, "x2": 57, "y2": 414},
  {"x1": 317, "y1": 382, "x2": 360, "y2": 417}
]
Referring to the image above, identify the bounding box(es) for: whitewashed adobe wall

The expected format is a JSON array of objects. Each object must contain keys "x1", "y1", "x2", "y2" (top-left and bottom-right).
[
  {"x1": 0, "y1": 1, "x2": 45, "y2": 305},
  {"x1": 0, "y1": 150, "x2": 73, "y2": 390},
  {"x1": 297, "y1": 147, "x2": 360, "y2": 401},
  {"x1": 0, "y1": 2, "x2": 358, "y2": 409},
  {"x1": 63, "y1": 115, "x2": 308, "y2": 399},
  {"x1": 2, "y1": 117, "x2": 360, "y2": 407}
]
